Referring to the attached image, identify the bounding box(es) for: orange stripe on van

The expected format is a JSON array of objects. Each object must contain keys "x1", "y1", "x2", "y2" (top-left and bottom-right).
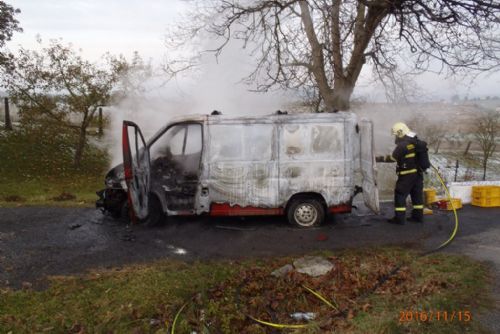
[
  {"x1": 210, "y1": 203, "x2": 284, "y2": 216},
  {"x1": 210, "y1": 203, "x2": 352, "y2": 216}
]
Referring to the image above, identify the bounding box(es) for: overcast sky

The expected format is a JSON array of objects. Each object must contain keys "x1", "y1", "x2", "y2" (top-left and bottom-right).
[
  {"x1": 10, "y1": 0, "x2": 185, "y2": 61},
  {"x1": 7, "y1": 0, "x2": 500, "y2": 101}
]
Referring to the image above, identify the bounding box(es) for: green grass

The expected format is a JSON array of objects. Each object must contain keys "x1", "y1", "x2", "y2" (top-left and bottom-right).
[
  {"x1": 0, "y1": 128, "x2": 109, "y2": 207},
  {"x1": 0, "y1": 175, "x2": 103, "y2": 207},
  {"x1": 0, "y1": 248, "x2": 492, "y2": 333},
  {"x1": 0, "y1": 261, "x2": 237, "y2": 333}
]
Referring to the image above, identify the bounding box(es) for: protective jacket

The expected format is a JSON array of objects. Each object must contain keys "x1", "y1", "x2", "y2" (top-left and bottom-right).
[{"x1": 392, "y1": 136, "x2": 419, "y2": 175}]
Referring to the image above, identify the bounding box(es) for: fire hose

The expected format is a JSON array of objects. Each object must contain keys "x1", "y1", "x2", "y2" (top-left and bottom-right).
[
  {"x1": 242, "y1": 164, "x2": 460, "y2": 329},
  {"x1": 359, "y1": 164, "x2": 459, "y2": 299},
  {"x1": 428, "y1": 164, "x2": 459, "y2": 252},
  {"x1": 170, "y1": 164, "x2": 460, "y2": 332}
]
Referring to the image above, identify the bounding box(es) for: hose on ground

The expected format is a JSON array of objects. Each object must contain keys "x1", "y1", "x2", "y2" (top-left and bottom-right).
[
  {"x1": 425, "y1": 164, "x2": 459, "y2": 253},
  {"x1": 171, "y1": 164, "x2": 460, "y2": 331},
  {"x1": 359, "y1": 163, "x2": 459, "y2": 299}
]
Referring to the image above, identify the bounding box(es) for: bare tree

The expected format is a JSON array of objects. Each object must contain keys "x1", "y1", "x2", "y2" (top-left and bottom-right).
[
  {"x1": 407, "y1": 114, "x2": 446, "y2": 153},
  {"x1": 166, "y1": 0, "x2": 500, "y2": 111},
  {"x1": 474, "y1": 110, "x2": 499, "y2": 181},
  {"x1": 378, "y1": 68, "x2": 422, "y2": 104},
  {"x1": 0, "y1": 40, "x2": 128, "y2": 167}
]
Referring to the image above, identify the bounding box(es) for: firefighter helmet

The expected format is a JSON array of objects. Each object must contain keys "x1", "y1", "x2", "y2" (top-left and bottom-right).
[{"x1": 391, "y1": 122, "x2": 410, "y2": 138}]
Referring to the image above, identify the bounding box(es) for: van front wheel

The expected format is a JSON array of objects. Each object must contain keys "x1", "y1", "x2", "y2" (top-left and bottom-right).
[
  {"x1": 144, "y1": 194, "x2": 165, "y2": 227},
  {"x1": 287, "y1": 198, "x2": 325, "y2": 228}
]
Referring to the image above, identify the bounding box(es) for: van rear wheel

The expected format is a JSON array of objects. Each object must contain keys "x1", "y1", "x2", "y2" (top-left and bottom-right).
[{"x1": 287, "y1": 198, "x2": 325, "y2": 228}]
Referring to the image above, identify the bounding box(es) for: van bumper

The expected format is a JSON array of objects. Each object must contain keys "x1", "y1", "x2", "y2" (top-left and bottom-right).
[
  {"x1": 328, "y1": 204, "x2": 352, "y2": 214},
  {"x1": 96, "y1": 188, "x2": 127, "y2": 217}
]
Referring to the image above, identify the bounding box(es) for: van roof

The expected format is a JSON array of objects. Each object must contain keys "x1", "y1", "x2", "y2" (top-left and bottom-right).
[
  {"x1": 168, "y1": 111, "x2": 357, "y2": 124},
  {"x1": 147, "y1": 111, "x2": 358, "y2": 144}
]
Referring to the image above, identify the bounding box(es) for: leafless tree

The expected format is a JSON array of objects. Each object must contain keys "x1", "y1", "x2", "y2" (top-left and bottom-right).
[
  {"x1": 166, "y1": 0, "x2": 500, "y2": 111},
  {"x1": 407, "y1": 114, "x2": 446, "y2": 153},
  {"x1": 378, "y1": 68, "x2": 422, "y2": 104},
  {"x1": 474, "y1": 110, "x2": 499, "y2": 180}
]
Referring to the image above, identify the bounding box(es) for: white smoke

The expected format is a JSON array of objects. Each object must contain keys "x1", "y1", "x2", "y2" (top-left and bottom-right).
[{"x1": 105, "y1": 38, "x2": 292, "y2": 167}]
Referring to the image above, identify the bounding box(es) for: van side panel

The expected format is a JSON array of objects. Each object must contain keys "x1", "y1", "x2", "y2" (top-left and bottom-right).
[
  {"x1": 278, "y1": 119, "x2": 355, "y2": 207},
  {"x1": 205, "y1": 122, "x2": 280, "y2": 208},
  {"x1": 201, "y1": 113, "x2": 358, "y2": 215}
]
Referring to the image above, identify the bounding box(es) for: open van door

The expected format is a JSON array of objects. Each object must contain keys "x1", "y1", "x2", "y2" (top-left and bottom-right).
[
  {"x1": 122, "y1": 120, "x2": 150, "y2": 220},
  {"x1": 359, "y1": 119, "x2": 380, "y2": 214}
]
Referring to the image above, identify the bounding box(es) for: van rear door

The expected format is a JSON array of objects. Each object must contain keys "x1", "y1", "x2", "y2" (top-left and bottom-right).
[
  {"x1": 359, "y1": 119, "x2": 380, "y2": 213},
  {"x1": 122, "y1": 120, "x2": 150, "y2": 220}
]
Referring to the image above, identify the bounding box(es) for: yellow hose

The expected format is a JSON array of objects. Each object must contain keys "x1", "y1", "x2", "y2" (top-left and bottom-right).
[
  {"x1": 174, "y1": 166, "x2": 459, "y2": 332},
  {"x1": 431, "y1": 165, "x2": 459, "y2": 251},
  {"x1": 171, "y1": 303, "x2": 188, "y2": 334},
  {"x1": 248, "y1": 285, "x2": 341, "y2": 329},
  {"x1": 302, "y1": 285, "x2": 339, "y2": 311},
  {"x1": 247, "y1": 315, "x2": 310, "y2": 329}
]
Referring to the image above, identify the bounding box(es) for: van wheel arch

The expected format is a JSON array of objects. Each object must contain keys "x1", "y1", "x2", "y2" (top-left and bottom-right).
[{"x1": 285, "y1": 193, "x2": 327, "y2": 228}]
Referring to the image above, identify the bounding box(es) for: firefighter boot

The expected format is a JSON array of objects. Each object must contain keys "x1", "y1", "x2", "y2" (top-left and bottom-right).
[
  {"x1": 387, "y1": 211, "x2": 406, "y2": 225},
  {"x1": 408, "y1": 205, "x2": 424, "y2": 223},
  {"x1": 408, "y1": 213, "x2": 423, "y2": 223}
]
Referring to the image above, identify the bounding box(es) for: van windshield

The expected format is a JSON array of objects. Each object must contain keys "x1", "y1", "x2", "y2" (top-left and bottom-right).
[{"x1": 149, "y1": 123, "x2": 203, "y2": 178}]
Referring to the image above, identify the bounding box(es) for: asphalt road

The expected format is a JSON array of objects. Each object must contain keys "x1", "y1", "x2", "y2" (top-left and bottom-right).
[{"x1": 0, "y1": 203, "x2": 496, "y2": 285}]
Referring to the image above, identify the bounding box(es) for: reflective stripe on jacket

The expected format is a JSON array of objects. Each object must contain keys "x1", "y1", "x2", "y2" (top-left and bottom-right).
[{"x1": 392, "y1": 136, "x2": 418, "y2": 175}]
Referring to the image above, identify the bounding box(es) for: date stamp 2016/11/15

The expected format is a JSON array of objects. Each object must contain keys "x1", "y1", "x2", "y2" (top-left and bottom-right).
[{"x1": 399, "y1": 310, "x2": 472, "y2": 323}]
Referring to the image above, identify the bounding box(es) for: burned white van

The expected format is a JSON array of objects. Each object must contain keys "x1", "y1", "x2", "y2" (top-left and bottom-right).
[{"x1": 96, "y1": 112, "x2": 379, "y2": 227}]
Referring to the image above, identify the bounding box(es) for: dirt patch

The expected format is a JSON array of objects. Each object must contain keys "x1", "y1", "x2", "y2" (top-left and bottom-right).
[
  {"x1": 51, "y1": 192, "x2": 77, "y2": 201},
  {"x1": 3, "y1": 195, "x2": 26, "y2": 202}
]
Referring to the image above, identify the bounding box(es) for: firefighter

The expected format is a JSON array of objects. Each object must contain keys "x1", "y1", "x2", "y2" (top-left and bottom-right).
[{"x1": 377, "y1": 122, "x2": 424, "y2": 225}]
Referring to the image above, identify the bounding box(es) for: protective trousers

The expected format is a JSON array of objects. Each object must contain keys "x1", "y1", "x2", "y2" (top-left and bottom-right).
[{"x1": 394, "y1": 172, "x2": 424, "y2": 223}]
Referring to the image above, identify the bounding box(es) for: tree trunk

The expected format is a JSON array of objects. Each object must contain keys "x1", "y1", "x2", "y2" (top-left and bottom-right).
[
  {"x1": 4, "y1": 97, "x2": 12, "y2": 131},
  {"x1": 73, "y1": 127, "x2": 87, "y2": 168},
  {"x1": 434, "y1": 139, "x2": 441, "y2": 154},
  {"x1": 313, "y1": 96, "x2": 322, "y2": 113},
  {"x1": 98, "y1": 107, "x2": 103, "y2": 136},
  {"x1": 482, "y1": 159, "x2": 487, "y2": 181},
  {"x1": 331, "y1": 88, "x2": 352, "y2": 111},
  {"x1": 324, "y1": 80, "x2": 354, "y2": 111}
]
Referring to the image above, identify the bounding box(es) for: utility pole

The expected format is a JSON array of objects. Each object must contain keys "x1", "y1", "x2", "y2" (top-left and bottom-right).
[
  {"x1": 463, "y1": 141, "x2": 472, "y2": 156},
  {"x1": 4, "y1": 97, "x2": 12, "y2": 131}
]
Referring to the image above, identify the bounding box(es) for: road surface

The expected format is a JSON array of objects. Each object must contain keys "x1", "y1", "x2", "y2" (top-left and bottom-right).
[{"x1": 0, "y1": 204, "x2": 495, "y2": 284}]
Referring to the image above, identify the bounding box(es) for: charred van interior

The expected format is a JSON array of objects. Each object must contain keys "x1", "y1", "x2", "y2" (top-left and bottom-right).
[
  {"x1": 149, "y1": 123, "x2": 202, "y2": 212},
  {"x1": 96, "y1": 112, "x2": 379, "y2": 228}
]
